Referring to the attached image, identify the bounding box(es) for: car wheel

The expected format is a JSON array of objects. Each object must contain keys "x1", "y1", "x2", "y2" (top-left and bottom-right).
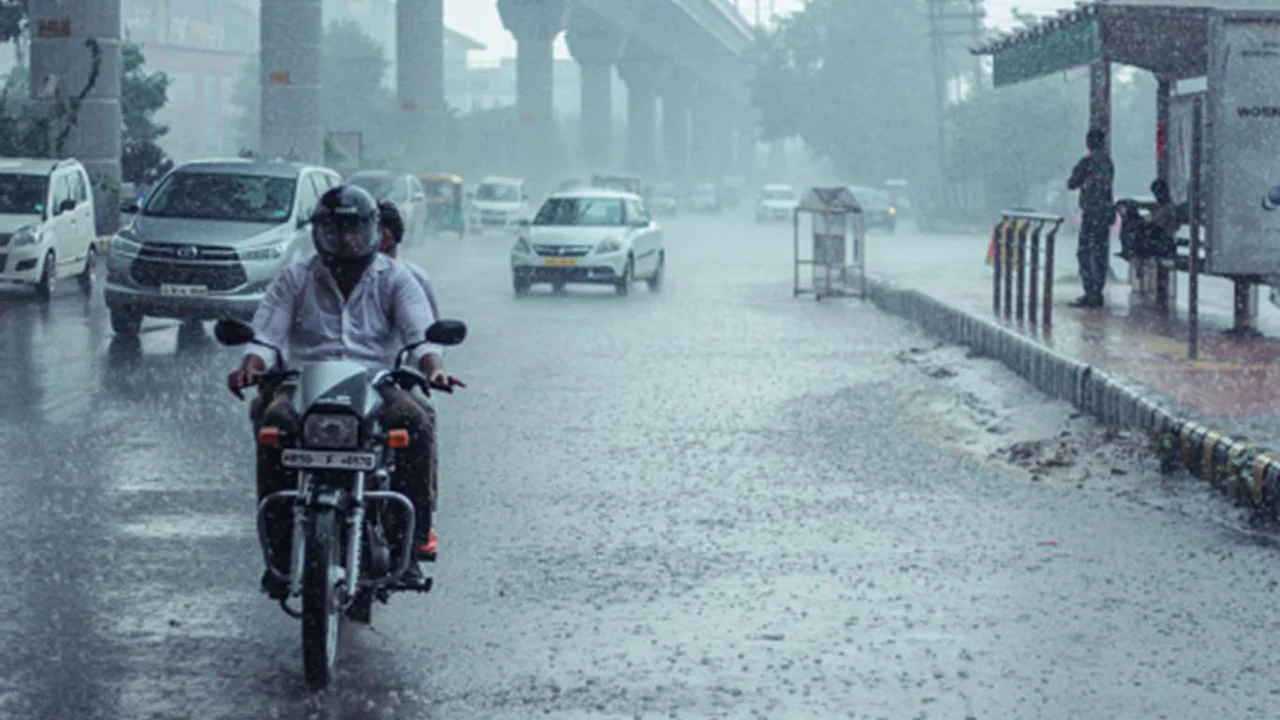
[
  {"x1": 110, "y1": 306, "x2": 143, "y2": 336},
  {"x1": 34, "y1": 250, "x2": 55, "y2": 302},
  {"x1": 647, "y1": 251, "x2": 664, "y2": 292},
  {"x1": 615, "y1": 257, "x2": 633, "y2": 296},
  {"x1": 512, "y1": 274, "x2": 531, "y2": 297},
  {"x1": 77, "y1": 244, "x2": 96, "y2": 296}
]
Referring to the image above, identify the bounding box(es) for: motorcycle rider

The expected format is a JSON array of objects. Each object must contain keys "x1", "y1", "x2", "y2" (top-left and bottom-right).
[{"x1": 227, "y1": 185, "x2": 462, "y2": 598}]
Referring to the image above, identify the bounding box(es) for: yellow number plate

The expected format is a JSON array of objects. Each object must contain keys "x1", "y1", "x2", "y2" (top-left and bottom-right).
[{"x1": 544, "y1": 258, "x2": 577, "y2": 267}]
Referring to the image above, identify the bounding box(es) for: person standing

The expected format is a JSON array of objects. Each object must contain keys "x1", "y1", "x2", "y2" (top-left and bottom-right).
[{"x1": 1067, "y1": 128, "x2": 1115, "y2": 308}]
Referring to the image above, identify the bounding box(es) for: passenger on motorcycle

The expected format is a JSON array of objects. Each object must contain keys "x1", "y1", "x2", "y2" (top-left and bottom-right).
[
  {"x1": 378, "y1": 200, "x2": 439, "y2": 318},
  {"x1": 226, "y1": 184, "x2": 463, "y2": 599}
]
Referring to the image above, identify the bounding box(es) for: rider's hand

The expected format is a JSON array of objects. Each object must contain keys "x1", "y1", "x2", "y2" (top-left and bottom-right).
[
  {"x1": 227, "y1": 354, "x2": 267, "y2": 400},
  {"x1": 427, "y1": 369, "x2": 465, "y2": 394}
]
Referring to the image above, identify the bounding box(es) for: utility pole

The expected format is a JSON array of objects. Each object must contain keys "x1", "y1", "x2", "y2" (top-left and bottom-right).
[{"x1": 926, "y1": 0, "x2": 986, "y2": 216}]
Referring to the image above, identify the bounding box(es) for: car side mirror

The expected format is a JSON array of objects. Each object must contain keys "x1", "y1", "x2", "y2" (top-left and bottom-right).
[
  {"x1": 59, "y1": 198, "x2": 76, "y2": 214},
  {"x1": 514, "y1": 218, "x2": 531, "y2": 228},
  {"x1": 120, "y1": 200, "x2": 140, "y2": 214},
  {"x1": 214, "y1": 318, "x2": 257, "y2": 346},
  {"x1": 425, "y1": 319, "x2": 467, "y2": 346}
]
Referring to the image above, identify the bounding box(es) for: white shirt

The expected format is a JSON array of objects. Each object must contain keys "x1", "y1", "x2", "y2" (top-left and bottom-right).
[
  {"x1": 247, "y1": 254, "x2": 440, "y2": 370},
  {"x1": 399, "y1": 258, "x2": 440, "y2": 320}
]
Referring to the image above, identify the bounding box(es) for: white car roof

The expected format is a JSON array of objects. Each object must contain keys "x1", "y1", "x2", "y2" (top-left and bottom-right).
[
  {"x1": 762, "y1": 184, "x2": 795, "y2": 191},
  {"x1": 548, "y1": 189, "x2": 638, "y2": 201},
  {"x1": 479, "y1": 176, "x2": 523, "y2": 185},
  {"x1": 0, "y1": 158, "x2": 76, "y2": 176}
]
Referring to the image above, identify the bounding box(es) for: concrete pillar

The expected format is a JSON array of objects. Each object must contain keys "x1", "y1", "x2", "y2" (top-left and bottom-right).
[
  {"x1": 29, "y1": 0, "x2": 122, "y2": 235},
  {"x1": 659, "y1": 66, "x2": 692, "y2": 185},
  {"x1": 397, "y1": 0, "x2": 445, "y2": 168},
  {"x1": 566, "y1": 8, "x2": 626, "y2": 170},
  {"x1": 260, "y1": 0, "x2": 323, "y2": 164},
  {"x1": 498, "y1": 0, "x2": 569, "y2": 190},
  {"x1": 691, "y1": 85, "x2": 727, "y2": 181},
  {"x1": 617, "y1": 54, "x2": 657, "y2": 179}
]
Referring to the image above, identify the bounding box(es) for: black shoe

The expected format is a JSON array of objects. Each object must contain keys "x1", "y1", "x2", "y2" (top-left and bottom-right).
[
  {"x1": 1067, "y1": 296, "x2": 1092, "y2": 308},
  {"x1": 261, "y1": 568, "x2": 289, "y2": 600}
]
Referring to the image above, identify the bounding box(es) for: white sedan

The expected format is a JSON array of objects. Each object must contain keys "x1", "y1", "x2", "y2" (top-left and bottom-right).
[{"x1": 510, "y1": 190, "x2": 664, "y2": 296}]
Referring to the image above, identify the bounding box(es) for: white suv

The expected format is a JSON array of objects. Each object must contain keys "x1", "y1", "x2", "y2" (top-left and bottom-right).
[
  {"x1": 0, "y1": 158, "x2": 97, "y2": 300},
  {"x1": 469, "y1": 176, "x2": 530, "y2": 232}
]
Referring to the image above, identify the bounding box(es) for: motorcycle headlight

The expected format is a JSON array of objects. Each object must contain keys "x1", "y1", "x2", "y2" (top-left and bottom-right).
[
  {"x1": 109, "y1": 233, "x2": 142, "y2": 256},
  {"x1": 595, "y1": 236, "x2": 623, "y2": 254},
  {"x1": 241, "y1": 240, "x2": 290, "y2": 261},
  {"x1": 514, "y1": 236, "x2": 532, "y2": 254},
  {"x1": 303, "y1": 413, "x2": 360, "y2": 450},
  {"x1": 11, "y1": 224, "x2": 41, "y2": 247}
]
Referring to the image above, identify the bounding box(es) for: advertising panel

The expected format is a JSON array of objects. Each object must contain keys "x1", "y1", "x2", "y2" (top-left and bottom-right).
[{"x1": 1207, "y1": 14, "x2": 1280, "y2": 275}]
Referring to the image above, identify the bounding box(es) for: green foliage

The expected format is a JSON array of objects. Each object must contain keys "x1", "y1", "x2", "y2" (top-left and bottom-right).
[
  {"x1": 121, "y1": 41, "x2": 172, "y2": 184},
  {"x1": 0, "y1": 0, "x2": 27, "y2": 45},
  {"x1": 0, "y1": 38, "x2": 100, "y2": 159},
  {"x1": 747, "y1": 0, "x2": 938, "y2": 184}
]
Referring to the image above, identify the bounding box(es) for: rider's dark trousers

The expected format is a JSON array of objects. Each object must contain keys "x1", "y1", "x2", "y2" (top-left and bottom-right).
[{"x1": 250, "y1": 384, "x2": 437, "y2": 572}]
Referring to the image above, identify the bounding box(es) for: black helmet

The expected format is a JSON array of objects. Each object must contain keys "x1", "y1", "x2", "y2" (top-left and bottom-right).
[{"x1": 312, "y1": 185, "x2": 380, "y2": 265}]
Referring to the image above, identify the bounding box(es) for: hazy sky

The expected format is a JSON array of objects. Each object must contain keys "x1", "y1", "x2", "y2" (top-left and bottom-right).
[{"x1": 444, "y1": 0, "x2": 1077, "y2": 65}]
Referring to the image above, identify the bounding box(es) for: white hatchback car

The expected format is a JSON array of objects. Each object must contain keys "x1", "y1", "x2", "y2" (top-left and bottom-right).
[
  {"x1": 510, "y1": 189, "x2": 664, "y2": 296},
  {"x1": 0, "y1": 158, "x2": 97, "y2": 300}
]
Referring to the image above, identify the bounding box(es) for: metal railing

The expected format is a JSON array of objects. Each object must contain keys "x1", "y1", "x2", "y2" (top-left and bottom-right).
[{"x1": 990, "y1": 211, "x2": 1064, "y2": 328}]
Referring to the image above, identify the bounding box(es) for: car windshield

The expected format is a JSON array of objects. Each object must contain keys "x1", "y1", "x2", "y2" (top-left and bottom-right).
[
  {"x1": 349, "y1": 174, "x2": 396, "y2": 200},
  {"x1": 762, "y1": 188, "x2": 796, "y2": 201},
  {"x1": 533, "y1": 197, "x2": 625, "y2": 226},
  {"x1": 144, "y1": 172, "x2": 296, "y2": 223},
  {"x1": 478, "y1": 183, "x2": 519, "y2": 202},
  {"x1": 852, "y1": 189, "x2": 888, "y2": 208},
  {"x1": 0, "y1": 174, "x2": 48, "y2": 214},
  {"x1": 421, "y1": 179, "x2": 455, "y2": 200}
]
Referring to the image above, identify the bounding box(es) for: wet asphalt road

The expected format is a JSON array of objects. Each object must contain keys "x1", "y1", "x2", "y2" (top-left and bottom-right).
[{"x1": 2, "y1": 213, "x2": 1279, "y2": 719}]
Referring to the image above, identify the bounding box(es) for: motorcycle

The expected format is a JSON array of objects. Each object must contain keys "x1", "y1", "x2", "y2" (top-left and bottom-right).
[{"x1": 213, "y1": 316, "x2": 467, "y2": 690}]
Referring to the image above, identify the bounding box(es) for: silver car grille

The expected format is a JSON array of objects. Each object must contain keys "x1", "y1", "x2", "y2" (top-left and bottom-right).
[
  {"x1": 533, "y1": 244, "x2": 592, "y2": 258},
  {"x1": 138, "y1": 243, "x2": 239, "y2": 262}
]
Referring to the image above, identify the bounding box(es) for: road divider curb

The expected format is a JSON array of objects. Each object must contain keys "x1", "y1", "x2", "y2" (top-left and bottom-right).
[{"x1": 866, "y1": 277, "x2": 1280, "y2": 521}]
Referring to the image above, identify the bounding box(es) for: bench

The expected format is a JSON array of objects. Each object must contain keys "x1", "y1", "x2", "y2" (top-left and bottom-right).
[{"x1": 1130, "y1": 236, "x2": 1261, "y2": 336}]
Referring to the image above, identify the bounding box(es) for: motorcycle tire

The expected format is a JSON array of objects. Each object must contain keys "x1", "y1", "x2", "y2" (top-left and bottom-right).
[{"x1": 301, "y1": 508, "x2": 342, "y2": 691}]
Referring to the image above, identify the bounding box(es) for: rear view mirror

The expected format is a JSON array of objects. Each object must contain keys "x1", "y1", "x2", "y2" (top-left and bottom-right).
[
  {"x1": 59, "y1": 198, "x2": 76, "y2": 214},
  {"x1": 214, "y1": 318, "x2": 257, "y2": 346},
  {"x1": 120, "y1": 200, "x2": 140, "y2": 214},
  {"x1": 514, "y1": 218, "x2": 530, "y2": 228},
  {"x1": 425, "y1": 319, "x2": 467, "y2": 347}
]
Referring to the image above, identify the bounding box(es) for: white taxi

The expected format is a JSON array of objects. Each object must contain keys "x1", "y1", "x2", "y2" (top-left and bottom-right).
[{"x1": 510, "y1": 189, "x2": 664, "y2": 296}]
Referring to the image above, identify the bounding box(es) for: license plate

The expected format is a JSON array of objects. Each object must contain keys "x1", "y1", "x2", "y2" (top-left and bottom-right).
[
  {"x1": 544, "y1": 258, "x2": 577, "y2": 267},
  {"x1": 281, "y1": 450, "x2": 377, "y2": 471},
  {"x1": 159, "y1": 283, "x2": 208, "y2": 297}
]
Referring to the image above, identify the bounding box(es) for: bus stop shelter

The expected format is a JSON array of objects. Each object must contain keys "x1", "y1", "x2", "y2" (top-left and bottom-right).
[{"x1": 971, "y1": 0, "x2": 1280, "y2": 339}]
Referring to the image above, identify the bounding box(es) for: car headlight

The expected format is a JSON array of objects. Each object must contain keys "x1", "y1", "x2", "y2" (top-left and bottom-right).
[
  {"x1": 303, "y1": 413, "x2": 360, "y2": 450},
  {"x1": 514, "y1": 236, "x2": 532, "y2": 254},
  {"x1": 888, "y1": 207, "x2": 898, "y2": 216},
  {"x1": 10, "y1": 224, "x2": 41, "y2": 246},
  {"x1": 595, "y1": 237, "x2": 623, "y2": 254},
  {"x1": 241, "y1": 240, "x2": 290, "y2": 261},
  {"x1": 109, "y1": 232, "x2": 142, "y2": 256}
]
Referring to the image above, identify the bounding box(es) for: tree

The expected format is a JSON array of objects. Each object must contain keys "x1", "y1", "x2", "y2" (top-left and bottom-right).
[
  {"x1": 120, "y1": 41, "x2": 172, "y2": 184},
  {"x1": 748, "y1": 0, "x2": 938, "y2": 186}
]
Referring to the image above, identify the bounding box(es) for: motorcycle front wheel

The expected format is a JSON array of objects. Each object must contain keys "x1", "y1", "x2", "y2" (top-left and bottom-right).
[{"x1": 301, "y1": 508, "x2": 342, "y2": 690}]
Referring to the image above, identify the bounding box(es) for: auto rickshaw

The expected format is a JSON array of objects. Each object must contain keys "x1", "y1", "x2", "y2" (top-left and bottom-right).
[{"x1": 418, "y1": 173, "x2": 466, "y2": 237}]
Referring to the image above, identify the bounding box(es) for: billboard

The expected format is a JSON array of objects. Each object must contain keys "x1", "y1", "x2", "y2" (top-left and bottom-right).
[{"x1": 1207, "y1": 14, "x2": 1280, "y2": 275}]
